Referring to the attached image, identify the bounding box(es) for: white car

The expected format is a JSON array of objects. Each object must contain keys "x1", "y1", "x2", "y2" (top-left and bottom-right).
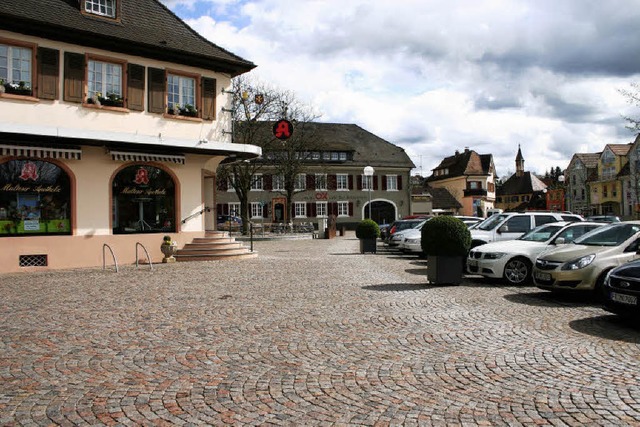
[
  {"x1": 399, "y1": 216, "x2": 481, "y2": 254},
  {"x1": 467, "y1": 221, "x2": 603, "y2": 285},
  {"x1": 388, "y1": 219, "x2": 428, "y2": 248}
]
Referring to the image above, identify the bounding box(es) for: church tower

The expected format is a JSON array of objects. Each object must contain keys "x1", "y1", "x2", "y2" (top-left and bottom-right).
[{"x1": 515, "y1": 144, "x2": 525, "y2": 177}]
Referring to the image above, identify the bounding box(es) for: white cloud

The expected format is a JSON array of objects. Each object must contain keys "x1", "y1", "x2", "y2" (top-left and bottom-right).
[{"x1": 168, "y1": 0, "x2": 640, "y2": 177}]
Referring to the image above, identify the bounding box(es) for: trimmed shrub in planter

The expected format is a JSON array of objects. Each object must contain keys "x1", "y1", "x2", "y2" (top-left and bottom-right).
[
  {"x1": 356, "y1": 219, "x2": 380, "y2": 254},
  {"x1": 421, "y1": 216, "x2": 471, "y2": 284}
]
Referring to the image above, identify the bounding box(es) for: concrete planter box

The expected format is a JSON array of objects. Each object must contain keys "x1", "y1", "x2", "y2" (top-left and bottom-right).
[
  {"x1": 359, "y1": 238, "x2": 377, "y2": 254},
  {"x1": 427, "y1": 255, "x2": 464, "y2": 285}
]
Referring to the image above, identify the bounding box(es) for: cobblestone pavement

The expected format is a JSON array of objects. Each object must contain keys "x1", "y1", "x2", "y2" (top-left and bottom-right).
[{"x1": 2, "y1": 236, "x2": 640, "y2": 426}]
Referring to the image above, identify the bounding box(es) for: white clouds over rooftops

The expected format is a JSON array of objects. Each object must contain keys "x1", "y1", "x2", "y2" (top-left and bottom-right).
[{"x1": 163, "y1": 0, "x2": 640, "y2": 178}]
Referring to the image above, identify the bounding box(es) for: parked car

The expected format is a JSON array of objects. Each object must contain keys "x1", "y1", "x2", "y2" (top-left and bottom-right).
[
  {"x1": 398, "y1": 216, "x2": 476, "y2": 255},
  {"x1": 378, "y1": 223, "x2": 392, "y2": 240},
  {"x1": 467, "y1": 221, "x2": 604, "y2": 285},
  {"x1": 603, "y1": 259, "x2": 640, "y2": 316},
  {"x1": 585, "y1": 215, "x2": 621, "y2": 223},
  {"x1": 384, "y1": 218, "x2": 428, "y2": 246},
  {"x1": 470, "y1": 211, "x2": 583, "y2": 248},
  {"x1": 533, "y1": 221, "x2": 640, "y2": 296},
  {"x1": 217, "y1": 214, "x2": 242, "y2": 230}
]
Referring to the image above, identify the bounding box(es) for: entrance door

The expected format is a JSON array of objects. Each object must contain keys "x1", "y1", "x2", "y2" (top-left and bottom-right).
[{"x1": 273, "y1": 203, "x2": 285, "y2": 222}]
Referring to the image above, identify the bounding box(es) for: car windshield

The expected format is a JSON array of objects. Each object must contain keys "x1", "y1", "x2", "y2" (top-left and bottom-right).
[
  {"x1": 395, "y1": 220, "x2": 423, "y2": 231},
  {"x1": 573, "y1": 223, "x2": 640, "y2": 247},
  {"x1": 519, "y1": 224, "x2": 563, "y2": 242},
  {"x1": 477, "y1": 214, "x2": 510, "y2": 231}
]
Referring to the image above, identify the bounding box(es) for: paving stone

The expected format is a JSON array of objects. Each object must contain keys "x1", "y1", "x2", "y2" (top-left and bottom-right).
[{"x1": 1, "y1": 235, "x2": 640, "y2": 425}]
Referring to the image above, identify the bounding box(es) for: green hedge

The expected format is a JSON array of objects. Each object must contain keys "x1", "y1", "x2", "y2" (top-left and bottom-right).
[
  {"x1": 355, "y1": 219, "x2": 381, "y2": 239},
  {"x1": 421, "y1": 216, "x2": 471, "y2": 256}
]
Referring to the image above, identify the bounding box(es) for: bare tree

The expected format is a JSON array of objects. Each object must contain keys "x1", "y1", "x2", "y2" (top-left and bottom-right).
[
  {"x1": 217, "y1": 75, "x2": 321, "y2": 233},
  {"x1": 620, "y1": 82, "x2": 640, "y2": 132}
]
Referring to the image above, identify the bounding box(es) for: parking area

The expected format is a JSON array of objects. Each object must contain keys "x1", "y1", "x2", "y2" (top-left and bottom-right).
[{"x1": 2, "y1": 235, "x2": 640, "y2": 426}]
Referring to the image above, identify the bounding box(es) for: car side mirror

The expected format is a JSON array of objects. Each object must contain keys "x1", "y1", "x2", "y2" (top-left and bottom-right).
[
  {"x1": 498, "y1": 225, "x2": 508, "y2": 234},
  {"x1": 555, "y1": 237, "x2": 565, "y2": 245}
]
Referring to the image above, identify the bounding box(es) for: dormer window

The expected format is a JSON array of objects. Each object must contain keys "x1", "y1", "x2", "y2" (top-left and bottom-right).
[{"x1": 85, "y1": 0, "x2": 116, "y2": 18}]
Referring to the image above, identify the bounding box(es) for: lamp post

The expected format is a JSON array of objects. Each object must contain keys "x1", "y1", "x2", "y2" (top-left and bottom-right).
[{"x1": 363, "y1": 166, "x2": 374, "y2": 220}]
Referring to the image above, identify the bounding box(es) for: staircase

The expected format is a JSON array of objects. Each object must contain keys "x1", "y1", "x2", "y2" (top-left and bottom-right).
[{"x1": 175, "y1": 231, "x2": 257, "y2": 262}]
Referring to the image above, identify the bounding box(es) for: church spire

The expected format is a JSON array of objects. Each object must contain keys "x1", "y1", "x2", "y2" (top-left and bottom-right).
[{"x1": 515, "y1": 144, "x2": 525, "y2": 177}]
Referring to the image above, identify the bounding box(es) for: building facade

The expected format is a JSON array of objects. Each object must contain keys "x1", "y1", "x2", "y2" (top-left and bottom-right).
[
  {"x1": 215, "y1": 123, "x2": 415, "y2": 228},
  {"x1": 0, "y1": 0, "x2": 260, "y2": 272},
  {"x1": 587, "y1": 144, "x2": 631, "y2": 217},
  {"x1": 565, "y1": 153, "x2": 600, "y2": 216},
  {"x1": 425, "y1": 148, "x2": 496, "y2": 217},
  {"x1": 495, "y1": 146, "x2": 547, "y2": 211}
]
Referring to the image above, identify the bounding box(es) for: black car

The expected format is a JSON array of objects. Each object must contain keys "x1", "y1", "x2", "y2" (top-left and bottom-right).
[{"x1": 603, "y1": 259, "x2": 640, "y2": 316}]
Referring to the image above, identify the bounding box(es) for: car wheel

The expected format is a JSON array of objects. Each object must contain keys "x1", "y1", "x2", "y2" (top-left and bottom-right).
[{"x1": 503, "y1": 257, "x2": 532, "y2": 285}]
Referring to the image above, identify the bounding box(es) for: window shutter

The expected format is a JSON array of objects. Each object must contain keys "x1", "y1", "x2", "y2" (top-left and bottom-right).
[
  {"x1": 357, "y1": 175, "x2": 362, "y2": 190},
  {"x1": 307, "y1": 202, "x2": 314, "y2": 217},
  {"x1": 201, "y1": 77, "x2": 216, "y2": 120},
  {"x1": 262, "y1": 203, "x2": 268, "y2": 218},
  {"x1": 348, "y1": 202, "x2": 353, "y2": 216},
  {"x1": 63, "y1": 52, "x2": 84, "y2": 103},
  {"x1": 306, "y1": 174, "x2": 315, "y2": 189},
  {"x1": 37, "y1": 47, "x2": 59, "y2": 100},
  {"x1": 127, "y1": 63, "x2": 145, "y2": 111},
  {"x1": 264, "y1": 174, "x2": 273, "y2": 191},
  {"x1": 382, "y1": 175, "x2": 387, "y2": 191},
  {"x1": 348, "y1": 175, "x2": 354, "y2": 190},
  {"x1": 330, "y1": 202, "x2": 337, "y2": 216},
  {"x1": 398, "y1": 175, "x2": 403, "y2": 190},
  {"x1": 373, "y1": 176, "x2": 378, "y2": 190},
  {"x1": 148, "y1": 67, "x2": 165, "y2": 114},
  {"x1": 216, "y1": 203, "x2": 223, "y2": 216},
  {"x1": 328, "y1": 174, "x2": 337, "y2": 190}
]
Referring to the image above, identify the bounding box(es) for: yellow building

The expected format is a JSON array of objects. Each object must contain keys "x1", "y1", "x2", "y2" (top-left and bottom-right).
[{"x1": 588, "y1": 144, "x2": 631, "y2": 216}]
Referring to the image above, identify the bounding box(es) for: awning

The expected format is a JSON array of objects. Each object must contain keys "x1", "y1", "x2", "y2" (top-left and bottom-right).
[
  {"x1": 109, "y1": 150, "x2": 186, "y2": 164},
  {"x1": 0, "y1": 144, "x2": 82, "y2": 160}
]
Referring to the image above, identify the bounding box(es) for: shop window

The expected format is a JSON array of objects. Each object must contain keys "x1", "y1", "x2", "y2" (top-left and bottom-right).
[
  {"x1": 112, "y1": 165, "x2": 175, "y2": 234},
  {"x1": 0, "y1": 160, "x2": 72, "y2": 236}
]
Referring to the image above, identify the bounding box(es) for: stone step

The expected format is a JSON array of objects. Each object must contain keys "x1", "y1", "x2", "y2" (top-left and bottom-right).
[
  {"x1": 177, "y1": 246, "x2": 249, "y2": 256},
  {"x1": 175, "y1": 251, "x2": 258, "y2": 262},
  {"x1": 183, "y1": 241, "x2": 243, "y2": 249}
]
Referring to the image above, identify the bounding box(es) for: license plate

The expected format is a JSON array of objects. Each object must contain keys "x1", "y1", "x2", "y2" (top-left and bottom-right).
[
  {"x1": 611, "y1": 292, "x2": 638, "y2": 306},
  {"x1": 534, "y1": 271, "x2": 551, "y2": 281}
]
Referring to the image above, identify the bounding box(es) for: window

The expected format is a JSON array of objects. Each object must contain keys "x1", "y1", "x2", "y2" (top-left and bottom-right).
[
  {"x1": 386, "y1": 175, "x2": 398, "y2": 191},
  {"x1": 228, "y1": 203, "x2": 240, "y2": 217},
  {"x1": 250, "y1": 202, "x2": 262, "y2": 218},
  {"x1": 227, "y1": 176, "x2": 236, "y2": 192},
  {"x1": 504, "y1": 216, "x2": 531, "y2": 233},
  {"x1": 295, "y1": 174, "x2": 306, "y2": 190},
  {"x1": 316, "y1": 201, "x2": 327, "y2": 217},
  {"x1": 251, "y1": 174, "x2": 263, "y2": 191},
  {"x1": 337, "y1": 201, "x2": 349, "y2": 217},
  {"x1": 362, "y1": 174, "x2": 373, "y2": 191},
  {"x1": 294, "y1": 202, "x2": 306, "y2": 218},
  {"x1": 315, "y1": 174, "x2": 327, "y2": 191},
  {"x1": 0, "y1": 160, "x2": 72, "y2": 236},
  {"x1": 85, "y1": 0, "x2": 116, "y2": 18},
  {"x1": 603, "y1": 185, "x2": 608, "y2": 197},
  {"x1": 534, "y1": 215, "x2": 558, "y2": 227},
  {"x1": 468, "y1": 181, "x2": 481, "y2": 190},
  {"x1": 331, "y1": 152, "x2": 339, "y2": 161},
  {"x1": 87, "y1": 59, "x2": 122, "y2": 103},
  {"x1": 112, "y1": 165, "x2": 175, "y2": 234},
  {"x1": 273, "y1": 174, "x2": 285, "y2": 191},
  {"x1": 337, "y1": 174, "x2": 348, "y2": 190},
  {"x1": 339, "y1": 152, "x2": 347, "y2": 161},
  {"x1": 0, "y1": 44, "x2": 32, "y2": 90},
  {"x1": 168, "y1": 73, "x2": 196, "y2": 112}
]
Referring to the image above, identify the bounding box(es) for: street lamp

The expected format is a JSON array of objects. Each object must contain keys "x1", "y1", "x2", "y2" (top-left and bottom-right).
[{"x1": 363, "y1": 166, "x2": 374, "y2": 220}]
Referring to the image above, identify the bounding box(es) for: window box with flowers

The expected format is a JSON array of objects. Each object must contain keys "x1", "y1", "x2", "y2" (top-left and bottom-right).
[
  {"x1": 87, "y1": 92, "x2": 124, "y2": 108},
  {"x1": 1, "y1": 80, "x2": 33, "y2": 97},
  {"x1": 167, "y1": 103, "x2": 198, "y2": 118}
]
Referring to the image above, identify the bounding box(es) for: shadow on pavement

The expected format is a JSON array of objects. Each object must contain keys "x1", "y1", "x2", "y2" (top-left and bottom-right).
[
  {"x1": 503, "y1": 290, "x2": 598, "y2": 308},
  {"x1": 362, "y1": 283, "x2": 441, "y2": 291},
  {"x1": 405, "y1": 267, "x2": 429, "y2": 276},
  {"x1": 569, "y1": 314, "x2": 640, "y2": 343}
]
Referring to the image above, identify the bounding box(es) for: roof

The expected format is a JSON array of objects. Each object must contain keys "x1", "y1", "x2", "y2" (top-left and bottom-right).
[
  {"x1": 572, "y1": 153, "x2": 601, "y2": 169},
  {"x1": 497, "y1": 171, "x2": 547, "y2": 196},
  {"x1": 0, "y1": 0, "x2": 255, "y2": 75},
  {"x1": 425, "y1": 185, "x2": 462, "y2": 210},
  {"x1": 238, "y1": 122, "x2": 416, "y2": 169},
  {"x1": 605, "y1": 143, "x2": 632, "y2": 156},
  {"x1": 426, "y1": 149, "x2": 493, "y2": 182}
]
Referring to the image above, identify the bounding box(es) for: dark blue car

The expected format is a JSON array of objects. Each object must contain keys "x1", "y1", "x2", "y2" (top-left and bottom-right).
[{"x1": 603, "y1": 259, "x2": 640, "y2": 316}]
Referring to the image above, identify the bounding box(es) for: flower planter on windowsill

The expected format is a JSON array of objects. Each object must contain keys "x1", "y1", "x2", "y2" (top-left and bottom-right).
[
  {"x1": 0, "y1": 92, "x2": 39, "y2": 102},
  {"x1": 83, "y1": 102, "x2": 129, "y2": 113},
  {"x1": 162, "y1": 112, "x2": 202, "y2": 122}
]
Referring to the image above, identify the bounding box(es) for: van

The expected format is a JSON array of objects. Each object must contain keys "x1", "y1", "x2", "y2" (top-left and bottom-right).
[{"x1": 470, "y1": 211, "x2": 583, "y2": 248}]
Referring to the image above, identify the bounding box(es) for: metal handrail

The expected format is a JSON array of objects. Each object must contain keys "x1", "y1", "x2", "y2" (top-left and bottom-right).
[
  {"x1": 135, "y1": 242, "x2": 153, "y2": 270},
  {"x1": 181, "y1": 206, "x2": 212, "y2": 224},
  {"x1": 102, "y1": 243, "x2": 119, "y2": 272}
]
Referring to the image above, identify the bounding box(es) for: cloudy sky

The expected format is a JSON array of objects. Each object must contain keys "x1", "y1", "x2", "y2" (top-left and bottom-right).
[{"x1": 162, "y1": 0, "x2": 640, "y2": 179}]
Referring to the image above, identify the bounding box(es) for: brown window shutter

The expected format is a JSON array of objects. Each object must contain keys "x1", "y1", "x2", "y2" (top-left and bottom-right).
[
  {"x1": 127, "y1": 63, "x2": 145, "y2": 111},
  {"x1": 148, "y1": 67, "x2": 165, "y2": 114},
  {"x1": 373, "y1": 176, "x2": 378, "y2": 190},
  {"x1": 306, "y1": 174, "x2": 314, "y2": 189},
  {"x1": 37, "y1": 47, "x2": 59, "y2": 100},
  {"x1": 348, "y1": 175, "x2": 354, "y2": 190},
  {"x1": 216, "y1": 203, "x2": 223, "y2": 216},
  {"x1": 356, "y1": 175, "x2": 362, "y2": 190},
  {"x1": 264, "y1": 174, "x2": 273, "y2": 191},
  {"x1": 398, "y1": 175, "x2": 403, "y2": 190},
  {"x1": 307, "y1": 202, "x2": 314, "y2": 217},
  {"x1": 201, "y1": 77, "x2": 216, "y2": 120},
  {"x1": 348, "y1": 202, "x2": 353, "y2": 216},
  {"x1": 63, "y1": 52, "x2": 84, "y2": 103},
  {"x1": 382, "y1": 175, "x2": 387, "y2": 191},
  {"x1": 328, "y1": 174, "x2": 337, "y2": 190},
  {"x1": 262, "y1": 203, "x2": 268, "y2": 218}
]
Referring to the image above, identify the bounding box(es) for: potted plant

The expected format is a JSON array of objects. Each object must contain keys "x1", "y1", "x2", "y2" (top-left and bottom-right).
[
  {"x1": 421, "y1": 215, "x2": 471, "y2": 285},
  {"x1": 355, "y1": 219, "x2": 380, "y2": 254},
  {"x1": 160, "y1": 235, "x2": 178, "y2": 263}
]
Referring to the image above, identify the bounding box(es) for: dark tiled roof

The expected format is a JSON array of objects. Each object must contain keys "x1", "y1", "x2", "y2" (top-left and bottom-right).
[
  {"x1": 497, "y1": 172, "x2": 547, "y2": 196},
  {"x1": 0, "y1": 0, "x2": 255, "y2": 75},
  {"x1": 238, "y1": 122, "x2": 415, "y2": 168},
  {"x1": 426, "y1": 149, "x2": 493, "y2": 182},
  {"x1": 574, "y1": 153, "x2": 601, "y2": 169},
  {"x1": 425, "y1": 186, "x2": 462, "y2": 209}
]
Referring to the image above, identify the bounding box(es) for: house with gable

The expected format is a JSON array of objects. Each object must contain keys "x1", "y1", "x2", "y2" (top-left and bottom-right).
[
  {"x1": 565, "y1": 152, "x2": 601, "y2": 216},
  {"x1": 425, "y1": 148, "x2": 496, "y2": 217},
  {"x1": 495, "y1": 146, "x2": 547, "y2": 211},
  {"x1": 588, "y1": 143, "x2": 631, "y2": 216},
  {"x1": 0, "y1": 0, "x2": 260, "y2": 272}
]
